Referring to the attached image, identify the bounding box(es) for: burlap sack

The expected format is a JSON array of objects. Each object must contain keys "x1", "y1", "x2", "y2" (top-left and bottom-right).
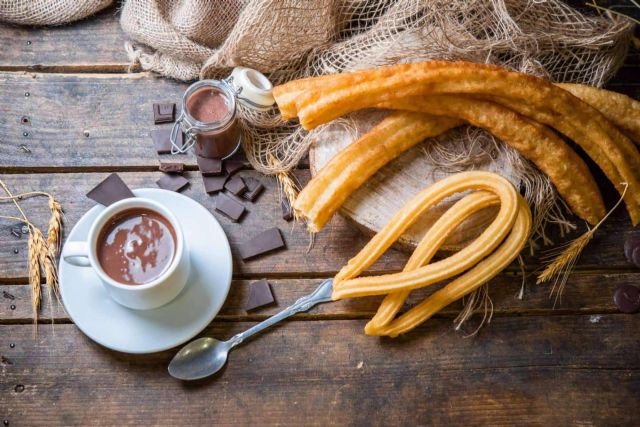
[{"x1": 0, "y1": 0, "x2": 112, "y2": 26}]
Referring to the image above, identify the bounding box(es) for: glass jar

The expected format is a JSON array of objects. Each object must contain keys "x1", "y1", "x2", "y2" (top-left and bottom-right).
[{"x1": 171, "y1": 68, "x2": 275, "y2": 159}]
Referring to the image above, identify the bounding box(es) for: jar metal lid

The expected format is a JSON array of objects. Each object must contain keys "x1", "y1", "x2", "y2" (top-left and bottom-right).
[{"x1": 228, "y1": 67, "x2": 275, "y2": 111}]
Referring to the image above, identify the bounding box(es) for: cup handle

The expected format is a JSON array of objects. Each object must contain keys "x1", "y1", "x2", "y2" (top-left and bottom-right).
[{"x1": 62, "y1": 241, "x2": 91, "y2": 267}]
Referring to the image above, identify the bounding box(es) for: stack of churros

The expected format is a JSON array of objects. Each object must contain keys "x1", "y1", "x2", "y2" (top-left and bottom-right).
[
  {"x1": 273, "y1": 61, "x2": 640, "y2": 231},
  {"x1": 332, "y1": 171, "x2": 531, "y2": 336}
]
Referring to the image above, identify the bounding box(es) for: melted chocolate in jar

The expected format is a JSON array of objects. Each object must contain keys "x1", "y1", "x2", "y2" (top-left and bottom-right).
[{"x1": 97, "y1": 208, "x2": 176, "y2": 285}]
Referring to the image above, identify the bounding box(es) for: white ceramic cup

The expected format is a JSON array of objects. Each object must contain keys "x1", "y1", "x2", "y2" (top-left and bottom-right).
[{"x1": 62, "y1": 198, "x2": 190, "y2": 310}]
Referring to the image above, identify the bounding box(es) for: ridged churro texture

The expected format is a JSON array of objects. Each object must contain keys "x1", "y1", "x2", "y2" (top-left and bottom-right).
[
  {"x1": 330, "y1": 171, "x2": 531, "y2": 336},
  {"x1": 275, "y1": 61, "x2": 640, "y2": 225}
]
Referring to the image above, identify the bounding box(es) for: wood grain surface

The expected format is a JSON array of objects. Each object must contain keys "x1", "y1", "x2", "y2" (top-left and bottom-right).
[{"x1": 0, "y1": 2, "x2": 639, "y2": 426}]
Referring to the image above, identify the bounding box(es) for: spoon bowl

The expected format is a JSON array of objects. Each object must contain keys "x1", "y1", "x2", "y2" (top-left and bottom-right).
[{"x1": 169, "y1": 337, "x2": 230, "y2": 380}]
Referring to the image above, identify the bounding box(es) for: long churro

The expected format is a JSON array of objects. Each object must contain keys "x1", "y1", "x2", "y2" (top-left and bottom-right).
[
  {"x1": 294, "y1": 111, "x2": 461, "y2": 232},
  {"x1": 332, "y1": 171, "x2": 519, "y2": 299},
  {"x1": 277, "y1": 61, "x2": 640, "y2": 224},
  {"x1": 376, "y1": 94, "x2": 605, "y2": 225},
  {"x1": 557, "y1": 83, "x2": 640, "y2": 144}
]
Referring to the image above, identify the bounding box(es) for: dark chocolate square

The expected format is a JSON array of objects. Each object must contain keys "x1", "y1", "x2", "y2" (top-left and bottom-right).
[
  {"x1": 196, "y1": 156, "x2": 223, "y2": 176},
  {"x1": 223, "y1": 159, "x2": 244, "y2": 176},
  {"x1": 159, "y1": 162, "x2": 184, "y2": 173},
  {"x1": 153, "y1": 103, "x2": 175, "y2": 124},
  {"x1": 238, "y1": 228, "x2": 285, "y2": 260},
  {"x1": 242, "y1": 177, "x2": 264, "y2": 202},
  {"x1": 86, "y1": 173, "x2": 135, "y2": 206},
  {"x1": 203, "y1": 174, "x2": 228, "y2": 193},
  {"x1": 157, "y1": 174, "x2": 189, "y2": 192},
  {"x1": 281, "y1": 198, "x2": 294, "y2": 221},
  {"x1": 151, "y1": 129, "x2": 182, "y2": 154},
  {"x1": 245, "y1": 279, "x2": 275, "y2": 311},
  {"x1": 215, "y1": 193, "x2": 246, "y2": 222},
  {"x1": 224, "y1": 176, "x2": 247, "y2": 196}
]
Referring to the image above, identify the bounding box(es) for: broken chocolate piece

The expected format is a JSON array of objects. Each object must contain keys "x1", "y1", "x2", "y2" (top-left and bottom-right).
[
  {"x1": 196, "y1": 156, "x2": 223, "y2": 176},
  {"x1": 224, "y1": 159, "x2": 244, "y2": 176},
  {"x1": 87, "y1": 173, "x2": 135, "y2": 206},
  {"x1": 153, "y1": 103, "x2": 175, "y2": 124},
  {"x1": 157, "y1": 174, "x2": 189, "y2": 192},
  {"x1": 281, "y1": 198, "x2": 294, "y2": 221},
  {"x1": 242, "y1": 177, "x2": 264, "y2": 202},
  {"x1": 151, "y1": 129, "x2": 182, "y2": 154},
  {"x1": 224, "y1": 176, "x2": 247, "y2": 196},
  {"x1": 245, "y1": 279, "x2": 275, "y2": 311},
  {"x1": 203, "y1": 174, "x2": 228, "y2": 193},
  {"x1": 159, "y1": 162, "x2": 184, "y2": 173},
  {"x1": 215, "y1": 193, "x2": 246, "y2": 222},
  {"x1": 238, "y1": 228, "x2": 285, "y2": 260}
]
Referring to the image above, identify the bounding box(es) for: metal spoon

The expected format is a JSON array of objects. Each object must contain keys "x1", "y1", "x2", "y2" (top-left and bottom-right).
[{"x1": 168, "y1": 278, "x2": 334, "y2": 380}]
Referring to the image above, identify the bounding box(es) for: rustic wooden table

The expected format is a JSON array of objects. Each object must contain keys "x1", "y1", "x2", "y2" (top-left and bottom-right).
[{"x1": 0, "y1": 5, "x2": 639, "y2": 426}]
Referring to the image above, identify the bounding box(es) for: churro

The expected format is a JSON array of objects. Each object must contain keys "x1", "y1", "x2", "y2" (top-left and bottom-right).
[
  {"x1": 377, "y1": 94, "x2": 605, "y2": 225},
  {"x1": 332, "y1": 171, "x2": 519, "y2": 298},
  {"x1": 277, "y1": 61, "x2": 640, "y2": 224},
  {"x1": 294, "y1": 111, "x2": 461, "y2": 232}
]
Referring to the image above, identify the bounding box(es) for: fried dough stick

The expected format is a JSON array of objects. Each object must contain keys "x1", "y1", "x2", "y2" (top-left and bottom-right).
[
  {"x1": 284, "y1": 62, "x2": 640, "y2": 224},
  {"x1": 369, "y1": 197, "x2": 531, "y2": 337},
  {"x1": 365, "y1": 190, "x2": 501, "y2": 333},
  {"x1": 332, "y1": 171, "x2": 519, "y2": 299},
  {"x1": 557, "y1": 83, "x2": 640, "y2": 144},
  {"x1": 294, "y1": 111, "x2": 462, "y2": 232},
  {"x1": 377, "y1": 94, "x2": 606, "y2": 225}
]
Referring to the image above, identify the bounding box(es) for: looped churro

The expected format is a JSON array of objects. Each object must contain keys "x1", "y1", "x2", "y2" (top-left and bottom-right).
[{"x1": 330, "y1": 171, "x2": 531, "y2": 336}]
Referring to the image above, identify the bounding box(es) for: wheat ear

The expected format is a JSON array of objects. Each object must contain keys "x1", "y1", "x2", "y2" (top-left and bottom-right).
[{"x1": 537, "y1": 183, "x2": 628, "y2": 305}]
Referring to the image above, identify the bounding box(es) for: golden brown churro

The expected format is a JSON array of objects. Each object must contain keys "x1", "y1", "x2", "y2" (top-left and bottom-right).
[
  {"x1": 557, "y1": 83, "x2": 640, "y2": 144},
  {"x1": 332, "y1": 171, "x2": 519, "y2": 298},
  {"x1": 328, "y1": 171, "x2": 531, "y2": 336},
  {"x1": 377, "y1": 94, "x2": 606, "y2": 225},
  {"x1": 276, "y1": 61, "x2": 640, "y2": 224},
  {"x1": 294, "y1": 111, "x2": 461, "y2": 232}
]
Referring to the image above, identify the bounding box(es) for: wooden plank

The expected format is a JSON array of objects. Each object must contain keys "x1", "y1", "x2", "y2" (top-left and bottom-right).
[
  {"x1": 0, "y1": 170, "x2": 637, "y2": 281},
  {"x1": 0, "y1": 72, "x2": 192, "y2": 170},
  {"x1": 0, "y1": 72, "x2": 309, "y2": 171},
  {"x1": 0, "y1": 7, "x2": 130, "y2": 72},
  {"x1": 0, "y1": 171, "x2": 409, "y2": 280},
  {"x1": 0, "y1": 315, "x2": 639, "y2": 425},
  {"x1": 0, "y1": 271, "x2": 635, "y2": 323}
]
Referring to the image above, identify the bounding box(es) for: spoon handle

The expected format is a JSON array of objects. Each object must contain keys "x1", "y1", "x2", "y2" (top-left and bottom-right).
[{"x1": 227, "y1": 278, "x2": 334, "y2": 348}]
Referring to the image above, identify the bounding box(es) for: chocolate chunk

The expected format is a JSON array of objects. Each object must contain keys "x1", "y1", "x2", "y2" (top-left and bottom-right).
[
  {"x1": 633, "y1": 246, "x2": 640, "y2": 269},
  {"x1": 153, "y1": 103, "x2": 175, "y2": 124},
  {"x1": 624, "y1": 234, "x2": 640, "y2": 265},
  {"x1": 224, "y1": 176, "x2": 247, "y2": 196},
  {"x1": 613, "y1": 284, "x2": 640, "y2": 313},
  {"x1": 196, "y1": 156, "x2": 223, "y2": 176},
  {"x1": 203, "y1": 174, "x2": 228, "y2": 193},
  {"x1": 224, "y1": 159, "x2": 244, "y2": 176},
  {"x1": 157, "y1": 174, "x2": 189, "y2": 192},
  {"x1": 87, "y1": 173, "x2": 135, "y2": 206},
  {"x1": 281, "y1": 198, "x2": 294, "y2": 221},
  {"x1": 242, "y1": 177, "x2": 265, "y2": 202},
  {"x1": 238, "y1": 228, "x2": 285, "y2": 260},
  {"x1": 245, "y1": 279, "x2": 275, "y2": 311},
  {"x1": 159, "y1": 162, "x2": 184, "y2": 173},
  {"x1": 215, "y1": 193, "x2": 246, "y2": 222},
  {"x1": 151, "y1": 129, "x2": 182, "y2": 154}
]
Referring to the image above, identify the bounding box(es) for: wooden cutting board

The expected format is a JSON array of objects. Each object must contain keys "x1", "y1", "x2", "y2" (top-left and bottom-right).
[{"x1": 309, "y1": 113, "x2": 515, "y2": 253}]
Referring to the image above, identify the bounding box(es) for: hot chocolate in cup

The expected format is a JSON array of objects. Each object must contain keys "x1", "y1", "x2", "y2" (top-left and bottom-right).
[{"x1": 62, "y1": 198, "x2": 190, "y2": 310}]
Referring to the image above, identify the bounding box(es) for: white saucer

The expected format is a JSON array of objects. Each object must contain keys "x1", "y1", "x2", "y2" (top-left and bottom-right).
[{"x1": 59, "y1": 188, "x2": 233, "y2": 354}]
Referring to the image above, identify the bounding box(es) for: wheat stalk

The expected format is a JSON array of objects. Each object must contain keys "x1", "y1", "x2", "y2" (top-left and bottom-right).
[{"x1": 537, "y1": 183, "x2": 628, "y2": 304}]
